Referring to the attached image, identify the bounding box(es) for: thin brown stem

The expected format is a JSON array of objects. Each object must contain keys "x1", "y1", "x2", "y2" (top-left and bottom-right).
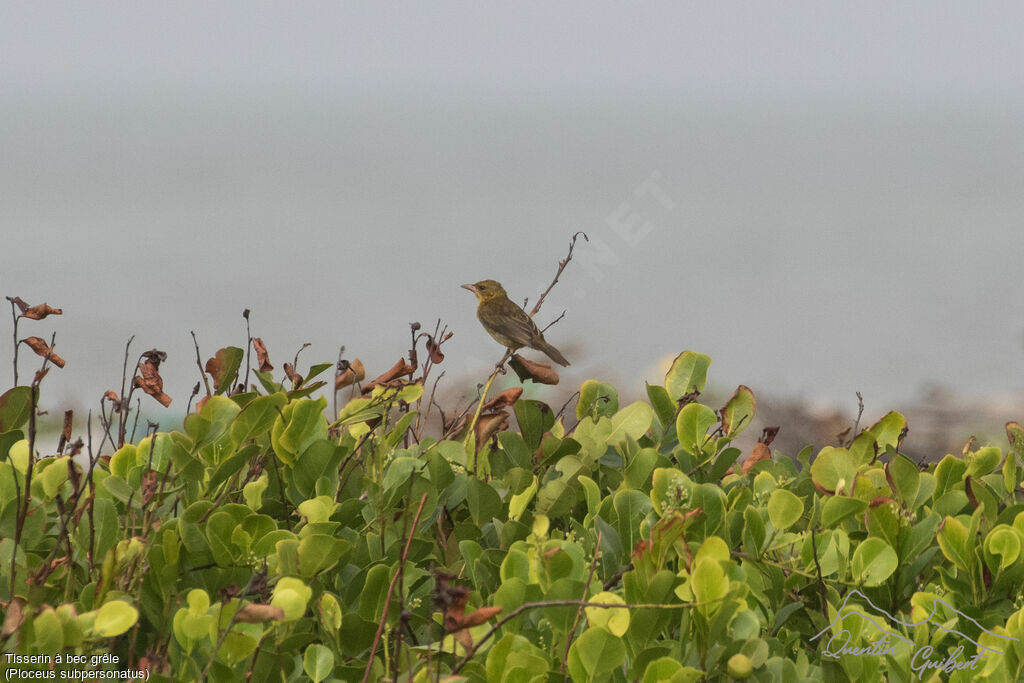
[{"x1": 362, "y1": 492, "x2": 430, "y2": 683}]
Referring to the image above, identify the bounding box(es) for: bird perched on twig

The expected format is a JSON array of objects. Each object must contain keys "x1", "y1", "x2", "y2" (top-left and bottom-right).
[{"x1": 462, "y1": 280, "x2": 570, "y2": 366}]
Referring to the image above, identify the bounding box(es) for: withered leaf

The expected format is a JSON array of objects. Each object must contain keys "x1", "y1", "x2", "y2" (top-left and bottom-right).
[
  {"x1": 481, "y1": 387, "x2": 523, "y2": 413},
  {"x1": 135, "y1": 360, "x2": 172, "y2": 407},
  {"x1": 335, "y1": 358, "x2": 366, "y2": 390},
  {"x1": 361, "y1": 358, "x2": 415, "y2": 394},
  {"x1": 20, "y1": 303, "x2": 63, "y2": 320},
  {"x1": 474, "y1": 411, "x2": 510, "y2": 448},
  {"x1": 509, "y1": 354, "x2": 559, "y2": 385},
  {"x1": 1, "y1": 598, "x2": 25, "y2": 637},
  {"x1": 425, "y1": 335, "x2": 445, "y2": 364},
  {"x1": 140, "y1": 349, "x2": 167, "y2": 368},
  {"x1": 283, "y1": 363, "x2": 303, "y2": 386},
  {"x1": 741, "y1": 442, "x2": 772, "y2": 475},
  {"x1": 8, "y1": 297, "x2": 30, "y2": 314},
  {"x1": 234, "y1": 604, "x2": 286, "y2": 623},
  {"x1": 252, "y1": 337, "x2": 273, "y2": 373},
  {"x1": 22, "y1": 337, "x2": 66, "y2": 368}
]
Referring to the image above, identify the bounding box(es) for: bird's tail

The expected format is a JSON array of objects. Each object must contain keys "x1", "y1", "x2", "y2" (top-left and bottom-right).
[{"x1": 535, "y1": 340, "x2": 570, "y2": 367}]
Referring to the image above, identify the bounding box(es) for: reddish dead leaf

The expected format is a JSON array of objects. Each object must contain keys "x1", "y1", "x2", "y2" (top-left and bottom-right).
[
  {"x1": 335, "y1": 358, "x2": 366, "y2": 390},
  {"x1": 283, "y1": 363, "x2": 303, "y2": 385},
  {"x1": 140, "y1": 349, "x2": 167, "y2": 368},
  {"x1": 205, "y1": 348, "x2": 238, "y2": 391},
  {"x1": 965, "y1": 477, "x2": 977, "y2": 509},
  {"x1": 252, "y1": 337, "x2": 273, "y2": 373},
  {"x1": 1, "y1": 598, "x2": 26, "y2": 637},
  {"x1": 195, "y1": 396, "x2": 209, "y2": 413},
  {"x1": 741, "y1": 442, "x2": 772, "y2": 475},
  {"x1": 509, "y1": 354, "x2": 559, "y2": 385},
  {"x1": 103, "y1": 390, "x2": 122, "y2": 413},
  {"x1": 631, "y1": 538, "x2": 653, "y2": 560},
  {"x1": 22, "y1": 337, "x2": 65, "y2": 368},
  {"x1": 868, "y1": 496, "x2": 895, "y2": 508},
  {"x1": 60, "y1": 410, "x2": 73, "y2": 444},
  {"x1": 135, "y1": 359, "x2": 172, "y2": 407},
  {"x1": 8, "y1": 297, "x2": 30, "y2": 315},
  {"x1": 234, "y1": 604, "x2": 286, "y2": 623},
  {"x1": 20, "y1": 303, "x2": 63, "y2": 320},
  {"x1": 361, "y1": 358, "x2": 415, "y2": 394},
  {"x1": 33, "y1": 368, "x2": 49, "y2": 384},
  {"x1": 457, "y1": 605, "x2": 502, "y2": 629},
  {"x1": 481, "y1": 387, "x2": 523, "y2": 412},
  {"x1": 425, "y1": 335, "x2": 445, "y2": 364},
  {"x1": 474, "y1": 411, "x2": 510, "y2": 448}
]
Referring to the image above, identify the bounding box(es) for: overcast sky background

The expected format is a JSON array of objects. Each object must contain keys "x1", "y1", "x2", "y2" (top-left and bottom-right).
[{"x1": 3, "y1": 3, "x2": 1023, "y2": 436}]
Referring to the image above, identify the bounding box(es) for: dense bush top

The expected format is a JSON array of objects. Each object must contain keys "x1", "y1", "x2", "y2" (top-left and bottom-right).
[{"x1": 2, "y1": 350, "x2": 1024, "y2": 682}]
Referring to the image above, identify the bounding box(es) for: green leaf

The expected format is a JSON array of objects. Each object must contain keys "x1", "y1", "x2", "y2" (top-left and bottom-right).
[
  {"x1": 207, "y1": 346, "x2": 244, "y2": 394},
  {"x1": 936, "y1": 515, "x2": 971, "y2": 570},
  {"x1": 231, "y1": 392, "x2": 288, "y2": 444},
  {"x1": 303, "y1": 644, "x2": 334, "y2": 683},
  {"x1": 720, "y1": 385, "x2": 756, "y2": 439},
  {"x1": 271, "y1": 577, "x2": 312, "y2": 621},
  {"x1": 866, "y1": 411, "x2": 906, "y2": 451},
  {"x1": 272, "y1": 397, "x2": 328, "y2": 466},
  {"x1": 0, "y1": 386, "x2": 32, "y2": 431},
  {"x1": 820, "y1": 496, "x2": 868, "y2": 528},
  {"x1": 608, "y1": 402, "x2": 653, "y2": 446},
  {"x1": 645, "y1": 382, "x2": 676, "y2": 428},
  {"x1": 966, "y1": 446, "x2": 1001, "y2": 478},
  {"x1": 810, "y1": 447, "x2": 858, "y2": 494},
  {"x1": 664, "y1": 351, "x2": 711, "y2": 401},
  {"x1": 887, "y1": 453, "x2": 920, "y2": 506},
  {"x1": 38, "y1": 456, "x2": 69, "y2": 499},
  {"x1": 567, "y1": 626, "x2": 627, "y2": 682},
  {"x1": 577, "y1": 380, "x2": 620, "y2": 420},
  {"x1": 585, "y1": 591, "x2": 629, "y2": 637},
  {"x1": 984, "y1": 525, "x2": 1022, "y2": 570},
  {"x1": 691, "y1": 556, "x2": 729, "y2": 617},
  {"x1": 94, "y1": 600, "x2": 139, "y2": 637},
  {"x1": 766, "y1": 489, "x2": 803, "y2": 530},
  {"x1": 467, "y1": 477, "x2": 503, "y2": 527},
  {"x1": 514, "y1": 400, "x2": 554, "y2": 450},
  {"x1": 33, "y1": 608, "x2": 64, "y2": 652},
  {"x1": 850, "y1": 537, "x2": 898, "y2": 587},
  {"x1": 298, "y1": 535, "x2": 350, "y2": 578},
  {"x1": 508, "y1": 474, "x2": 538, "y2": 522},
  {"x1": 675, "y1": 403, "x2": 717, "y2": 455}
]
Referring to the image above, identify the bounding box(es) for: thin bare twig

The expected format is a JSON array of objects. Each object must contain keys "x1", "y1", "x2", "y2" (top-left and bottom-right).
[
  {"x1": 362, "y1": 492, "x2": 430, "y2": 683},
  {"x1": 561, "y1": 531, "x2": 602, "y2": 672},
  {"x1": 528, "y1": 231, "x2": 588, "y2": 317},
  {"x1": 190, "y1": 331, "x2": 212, "y2": 398},
  {"x1": 847, "y1": 392, "x2": 865, "y2": 447}
]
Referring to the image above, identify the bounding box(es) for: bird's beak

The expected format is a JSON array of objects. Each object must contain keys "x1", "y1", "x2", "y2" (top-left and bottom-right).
[{"x1": 461, "y1": 283, "x2": 477, "y2": 293}]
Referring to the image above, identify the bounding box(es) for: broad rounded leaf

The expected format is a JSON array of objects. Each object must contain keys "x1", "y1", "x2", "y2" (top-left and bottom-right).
[
  {"x1": 850, "y1": 537, "x2": 897, "y2": 586},
  {"x1": 94, "y1": 600, "x2": 139, "y2": 637},
  {"x1": 767, "y1": 489, "x2": 803, "y2": 530},
  {"x1": 665, "y1": 351, "x2": 711, "y2": 401},
  {"x1": 584, "y1": 591, "x2": 629, "y2": 637}
]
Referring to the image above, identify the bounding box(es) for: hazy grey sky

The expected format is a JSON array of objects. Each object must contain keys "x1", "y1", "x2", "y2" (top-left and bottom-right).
[
  {"x1": 4, "y1": 3, "x2": 1023, "y2": 101},
  {"x1": 3, "y1": 4, "x2": 1023, "y2": 436}
]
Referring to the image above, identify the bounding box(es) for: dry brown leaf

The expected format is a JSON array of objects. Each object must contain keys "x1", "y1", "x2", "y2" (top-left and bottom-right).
[
  {"x1": 361, "y1": 358, "x2": 415, "y2": 394},
  {"x1": 335, "y1": 358, "x2": 366, "y2": 390},
  {"x1": 283, "y1": 363, "x2": 303, "y2": 385},
  {"x1": 135, "y1": 360, "x2": 172, "y2": 407},
  {"x1": 742, "y1": 442, "x2": 772, "y2": 475},
  {"x1": 20, "y1": 303, "x2": 63, "y2": 320},
  {"x1": 22, "y1": 337, "x2": 66, "y2": 368},
  {"x1": 1, "y1": 598, "x2": 25, "y2": 637},
  {"x1": 508, "y1": 354, "x2": 559, "y2": 385},
  {"x1": 474, "y1": 411, "x2": 510, "y2": 448},
  {"x1": 425, "y1": 335, "x2": 445, "y2": 364},
  {"x1": 481, "y1": 387, "x2": 523, "y2": 412},
  {"x1": 252, "y1": 337, "x2": 273, "y2": 373},
  {"x1": 9, "y1": 297, "x2": 30, "y2": 314},
  {"x1": 234, "y1": 604, "x2": 286, "y2": 623}
]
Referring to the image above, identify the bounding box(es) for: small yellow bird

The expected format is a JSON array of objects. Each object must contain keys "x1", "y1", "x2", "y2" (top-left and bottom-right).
[{"x1": 462, "y1": 280, "x2": 570, "y2": 366}]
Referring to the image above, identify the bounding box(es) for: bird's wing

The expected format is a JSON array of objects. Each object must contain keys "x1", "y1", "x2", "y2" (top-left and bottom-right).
[{"x1": 501, "y1": 307, "x2": 544, "y2": 346}]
